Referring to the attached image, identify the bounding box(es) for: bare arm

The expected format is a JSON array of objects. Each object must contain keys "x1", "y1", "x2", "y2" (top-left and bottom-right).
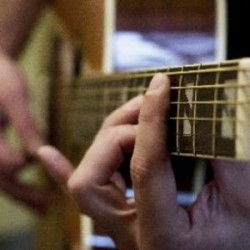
[{"x1": 0, "y1": 0, "x2": 45, "y2": 57}]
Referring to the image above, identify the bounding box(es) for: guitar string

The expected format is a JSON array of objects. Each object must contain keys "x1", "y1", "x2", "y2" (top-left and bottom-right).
[
  {"x1": 55, "y1": 64, "x2": 247, "y2": 89},
  {"x1": 65, "y1": 110, "x2": 240, "y2": 122},
  {"x1": 58, "y1": 85, "x2": 246, "y2": 121},
  {"x1": 67, "y1": 116, "x2": 238, "y2": 157},
  {"x1": 58, "y1": 81, "x2": 250, "y2": 94},
  {"x1": 77, "y1": 133, "x2": 236, "y2": 160},
  {"x1": 70, "y1": 131, "x2": 236, "y2": 140},
  {"x1": 59, "y1": 65, "x2": 248, "y2": 152},
  {"x1": 74, "y1": 65, "x2": 246, "y2": 81},
  {"x1": 69, "y1": 99, "x2": 250, "y2": 106},
  {"x1": 63, "y1": 90, "x2": 247, "y2": 115},
  {"x1": 59, "y1": 63, "x2": 247, "y2": 160}
]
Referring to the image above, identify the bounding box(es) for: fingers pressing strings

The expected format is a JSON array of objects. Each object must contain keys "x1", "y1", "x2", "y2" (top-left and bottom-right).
[
  {"x1": 37, "y1": 94, "x2": 145, "y2": 221},
  {"x1": 132, "y1": 73, "x2": 178, "y2": 211},
  {"x1": 131, "y1": 74, "x2": 191, "y2": 248}
]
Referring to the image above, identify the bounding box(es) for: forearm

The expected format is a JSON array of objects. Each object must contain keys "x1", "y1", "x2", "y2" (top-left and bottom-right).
[{"x1": 0, "y1": 0, "x2": 45, "y2": 58}]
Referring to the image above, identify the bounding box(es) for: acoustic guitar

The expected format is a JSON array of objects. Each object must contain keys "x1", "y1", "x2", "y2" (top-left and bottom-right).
[{"x1": 37, "y1": 0, "x2": 250, "y2": 249}]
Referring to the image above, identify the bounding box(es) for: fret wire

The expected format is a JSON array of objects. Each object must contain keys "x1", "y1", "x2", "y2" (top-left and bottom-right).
[
  {"x1": 140, "y1": 73, "x2": 149, "y2": 94},
  {"x1": 102, "y1": 80, "x2": 109, "y2": 118},
  {"x1": 212, "y1": 64, "x2": 220, "y2": 157},
  {"x1": 131, "y1": 75, "x2": 139, "y2": 98},
  {"x1": 176, "y1": 67, "x2": 183, "y2": 154},
  {"x1": 233, "y1": 77, "x2": 237, "y2": 153},
  {"x1": 192, "y1": 65, "x2": 200, "y2": 156},
  {"x1": 126, "y1": 74, "x2": 136, "y2": 104},
  {"x1": 120, "y1": 75, "x2": 130, "y2": 105}
]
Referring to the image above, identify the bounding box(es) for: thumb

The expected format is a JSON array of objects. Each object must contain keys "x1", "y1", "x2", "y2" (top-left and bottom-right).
[{"x1": 37, "y1": 145, "x2": 74, "y2": 187}]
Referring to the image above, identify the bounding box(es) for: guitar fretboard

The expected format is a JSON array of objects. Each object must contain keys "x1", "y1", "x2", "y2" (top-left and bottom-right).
[{"x1": 64, "y1": 58, "x2": 250, "y2": 161}]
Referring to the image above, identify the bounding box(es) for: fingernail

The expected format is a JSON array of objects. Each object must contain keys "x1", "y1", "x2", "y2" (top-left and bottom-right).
[{"x1": 147, "y1": 73, "x2": 165, "y2": 93}]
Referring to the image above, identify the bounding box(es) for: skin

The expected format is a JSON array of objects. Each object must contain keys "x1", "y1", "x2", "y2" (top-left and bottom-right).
[
  {"x1": 0, "y1": 0, "x2": 52, "y2": 213},
  {"x1": 37, "y1": 74, "x2": 250, "y2": 249}
]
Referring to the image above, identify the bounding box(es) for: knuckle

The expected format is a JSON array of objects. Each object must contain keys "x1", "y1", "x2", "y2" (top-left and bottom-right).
[
  {"x1": 139, "y1": 95, "x2": 168, "y2": 124},
  {"x1": 67, "y1": 175, "x2": 94, "y2": 214},
  {"x1": 139, "y1": 112, "x2": 155, "y2": 123},
  {"x1": 102, "y1": 115, "x2": 113, "y2": 128},
  {"x1": 139, "y1": 94, "x2": 169, "y2": 124},
  {"x1": 67, "y1": 175, "x2": 91, "y2": 200},
  {"x1": 131, "y1": 154, "x2": 151, "y2": 185},
  {"x1": 139, "y1": 111, "x2": 167, "y2": 125},
  {"x1": 103, "y1": 126, "x2": 120, "y2": 143},
  {"x1": 104, "y1": 126, "x2": 126, "y2": 146}
]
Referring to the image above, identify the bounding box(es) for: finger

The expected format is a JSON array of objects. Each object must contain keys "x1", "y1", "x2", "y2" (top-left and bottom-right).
[
  {"x1": 131, "y1": 74, "x2": 188, "y2": 238},
  {"x1": 74, "y1": 124, "x2": 136, "y2": 186},
  {"x1": 82, "y1": 95, "x2": 142, "y2": 185},
  {"x1": 132, "y1": 73, "x2": 177, "y2": 204},
  {"x1": 0, "y1": 66, "x2": 44, "y2": 154},
  {"x1": 0, "y1": 134, "x2": 26, "y2": 174},
  {"x1": 110, "y1": 171, "x2": 127, "y2": 193},
  {"x1": 102, "y1": 95, "x2": 143, "y2": 128},
  {"x1": 37, "y1": 145, "x2": 74, "y2": 187},
  {"x1": 67, "y1": 125, "x2": 137, "y2": 241},
  {"x1": 66, "y1": 95, "x2": 140, "y2": 184},
  {"x1": 66, "y1": 124, "x2": 136, "y2": 215},
  {"x1": 0, "y1": 174, "x2": 53, "y2": 214}
]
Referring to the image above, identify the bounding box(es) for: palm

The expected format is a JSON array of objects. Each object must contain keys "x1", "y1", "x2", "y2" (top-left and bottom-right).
[{"x1": 142, "y1": 160, "x2": 250, "y2": 250}]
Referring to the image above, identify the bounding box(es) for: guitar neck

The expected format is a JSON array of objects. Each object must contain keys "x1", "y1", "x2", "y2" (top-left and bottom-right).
[{"x1": 67, "y1": 58, "x2": 250, "y2": 161}]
